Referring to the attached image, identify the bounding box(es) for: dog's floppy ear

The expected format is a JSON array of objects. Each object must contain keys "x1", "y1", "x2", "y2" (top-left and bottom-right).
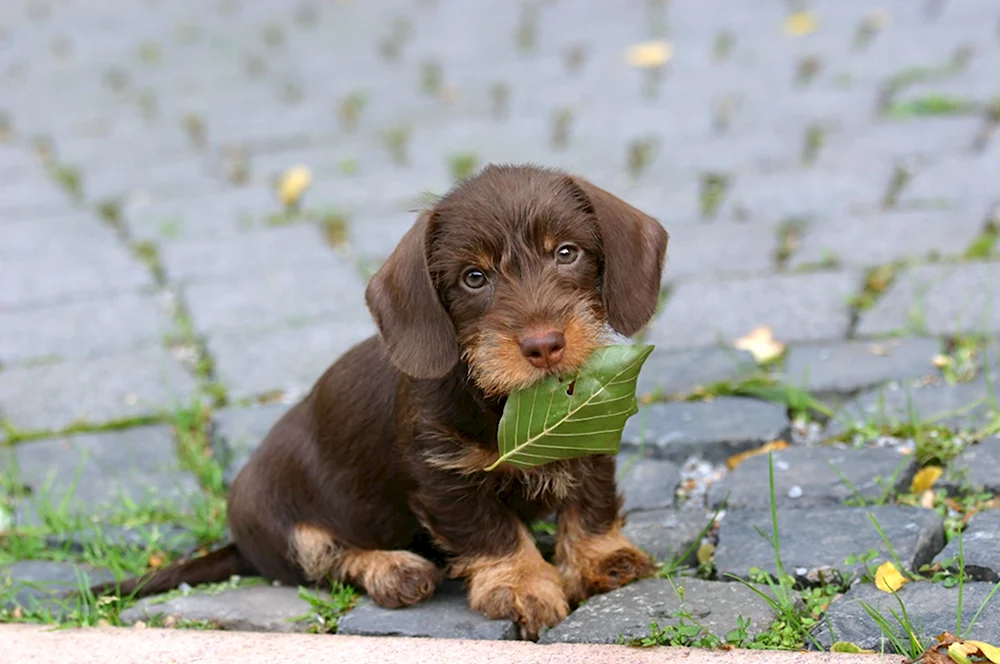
[
  {"x1": 365, "y1": 211, "x2": 459, "y2": 378},
  {"x1": 568, "y1": 176, "x2": 669, "y2": 337}
]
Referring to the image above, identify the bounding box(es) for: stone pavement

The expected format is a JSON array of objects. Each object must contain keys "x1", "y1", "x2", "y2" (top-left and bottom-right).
[{"x1": 2, "y1": 0, "x2": 1000, "y2": 652}]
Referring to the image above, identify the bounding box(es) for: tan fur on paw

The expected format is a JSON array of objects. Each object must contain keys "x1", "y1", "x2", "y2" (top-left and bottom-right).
[
  {"x1": 451, "y1": 525, "x2": 569, "y2": 640},
  {"x1": 556, "y1": 510, "x2": 655, "y2": 604},
  {"x1": 341, "y1": 550, "x2": 442, "y2": 609}
]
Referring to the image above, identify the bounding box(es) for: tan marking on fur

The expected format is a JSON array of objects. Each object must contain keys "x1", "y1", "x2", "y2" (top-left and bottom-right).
[
  {"x1": 291, "y1": 525, "x2": 440, "y2": 608},
  {"x1": 291, "y1": 523, "x2": 344, "y2": 582},
  {"x1": 555, "y1": 508, "x2": 656, "y2": 604},
  {"x1": 423, "y1": 446, "x2": 578, "y2": 501},
  {"x1": 543, "y1": 236, "x2": 557, "y2": 253},
  {"x1": 451, "y1": 524, "x2": 568, "y2": 640},
  {"x1": 340, "y1": 549, "x2": 442, "y2": 609},
  {"x1": 463, "y1": 299, "x2": 607, "y2": 397}
]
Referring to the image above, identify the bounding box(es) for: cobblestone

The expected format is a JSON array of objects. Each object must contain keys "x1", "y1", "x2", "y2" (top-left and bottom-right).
[{"x1": 4, "y1": 0, "x2": 1000, "y2": 647}]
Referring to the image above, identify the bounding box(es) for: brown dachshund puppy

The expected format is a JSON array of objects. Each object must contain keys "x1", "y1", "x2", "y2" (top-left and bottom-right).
[{"x1": 96, "y1": 164, "x2": 669, "y2": 639}]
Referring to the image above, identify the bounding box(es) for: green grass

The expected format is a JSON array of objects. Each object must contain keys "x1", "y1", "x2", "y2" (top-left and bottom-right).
[
  {"x1": 448, "y1": 152, "x2": 479, "y2": 182},
  {"x1": 887, "y1": 94, "x2": 979, "y2": 119},
  {"x1": 699, "y1": 172, "x2": 729, "y2": 218},
  {"x1": 293, "y1": 583, "x2": 359, "y2": 633}
]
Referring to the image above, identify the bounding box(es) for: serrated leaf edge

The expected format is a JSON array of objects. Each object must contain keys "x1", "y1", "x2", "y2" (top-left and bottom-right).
[{"x1": 485, "y1": 346, "x2": 652, "y2": 470}]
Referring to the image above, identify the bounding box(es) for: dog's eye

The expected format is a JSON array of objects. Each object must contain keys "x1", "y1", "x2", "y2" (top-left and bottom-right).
[
  {"x1": 555, "y1": 244, "x2": 580, "y2": 265},
  {"x1": 462, "y1": 268, "x2": 488, "y2": 290}
]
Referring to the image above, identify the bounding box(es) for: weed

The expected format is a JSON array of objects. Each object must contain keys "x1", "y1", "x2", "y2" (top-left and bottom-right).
[
  {"x1": 490, "y1": 81, "x2": 510, "y2": 120},
  {"x1": 964, "y1": 220, "x2": 998, "y2": 260},
  {"x1": 293, "y1": 583, "x2": 359, "y2": 633},
  {"x1": 318, "y1": 210, "x2": 349, "y2": 247},
  {"x1": 626, "y1": 138, "x2": 658, "y2": 180},
  {"x1": 887, "y1": 94, "x2": 978, "y2": 119},
  {"x1": 551, "y1": 108, "x2": 573, "y2": 150},
  {"x1": 882, "y1": 164, "x2": 911, "y2": 209},
  {"x1": 448, "y1": 152, "x2": 479, "y2": 182},
  {"x1": 699, "y1": 172, "x2": 729, "y2": 218},
  {"x1": 801, "y1": 123, "x2": 824, "y2": 165},
  {"x1": 850, "y1": 264, "x2": 896, "y2": 312},
  {"x1": 47, "y1": 162, "x2": 83, "y2": 201},
  {"x1": 420, "y1": 60, "x2": 442, "y2": 96},
  {"x1": 713, "y1": 30, "x2": 734, "y2": 61},
  {"x1": 695, "y1": 374, "x2": 833, "y2": 421},
  {"x1": 382, "y1": 125, "x2": 411, "y2": 165},
  {"x1": 338, "y1": 92, "x2": 368, "y2": 131},
  {"x1": 775, "y1": 216, "x2": 809, "y2": 268}
]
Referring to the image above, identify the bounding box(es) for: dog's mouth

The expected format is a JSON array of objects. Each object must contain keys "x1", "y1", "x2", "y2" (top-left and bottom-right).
[{"x1": 463, "y1": 310, "x2": 608, "y2": 397}]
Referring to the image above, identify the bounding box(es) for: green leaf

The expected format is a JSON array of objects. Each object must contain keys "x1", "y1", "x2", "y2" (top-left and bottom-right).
[{"x1": 485, "y1": 344, "x2": 654, "y2": 470}]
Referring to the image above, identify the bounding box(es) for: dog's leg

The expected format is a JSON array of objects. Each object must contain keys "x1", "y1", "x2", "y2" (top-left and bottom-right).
[
  {"x1": 291, "y1": 524, "x2": 441, "y2": 608},
  {"x1": 412, "y1": 484, "x2": 568, "y2": 639},
  {"x1": 554, "y1": 456, "x2": 655, "y2": 605}
]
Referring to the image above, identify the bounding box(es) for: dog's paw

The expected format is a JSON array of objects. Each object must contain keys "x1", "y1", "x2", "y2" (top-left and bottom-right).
[
  {"x1": 467, "y1": 561, "x2": 569, "y2": 641},
  {"x1": 559, "y1": 539, "x2": 656, "y2": 604},
  {"x1": 362, "y1": 551, "x2": 442, "y2": 609}
]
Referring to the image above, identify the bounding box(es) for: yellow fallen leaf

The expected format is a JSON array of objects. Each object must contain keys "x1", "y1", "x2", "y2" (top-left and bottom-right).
[
  {"x1": 933, "y1": 354, "x2": 953, "y2": 369},
  {"x1": 277, "y1": 165, "x2": 313, "y2": 208},
  {"x1": 949, "y1": 642, "x2": 977, "y2": 664},
  {"x1": 625, "y1": 41, "x2": 673, "y2": 68},
  {"x1": 726, "y1": 440, "x2": 789, "y2": 470},
  {"x1": 733, "y1": 325, "x2": 785, "y2": 363},
  {"x1": 697, "y1": 542, "x2": 715, "y2": 565},
  {"x1": 874, "y1": 560, "x2": 909, "y2": 593},
  {"x1": 784, "y1": 11, "x2": 818, "y2": 37},
  {"x1": 911, "y1": 466, "x2": 943, "y2": 493},
  {"x1": 963, "y1": 641, "x2": 1000, "y2": 664}
]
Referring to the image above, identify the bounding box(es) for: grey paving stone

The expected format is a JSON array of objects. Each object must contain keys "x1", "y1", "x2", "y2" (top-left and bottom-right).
[
  {"x1": 123, "y1": 186, "x2": 283, "y2": 241},
  {"x1": 827, "y1": 378, "x2": 999, "y2": 439},
  {"x1": 900, "y1": 153, "x2": 1000, "y2": 213},
  {"x1": 621, "y1": 397, "x2": 791, "y2": 464},
  {"x1": 617, "y1": 457, "x2": 680, "y2": 515},
  {"x1": 944, "y1": 436, "x2": 1000, "y2": 494},
  {"x1": 0, "y1": 347, "x2": 198, "y2": 432},
  {"x1": 714, "y1": 506, "x2": 945, "y2": 583},
  {"x1": 708, "y1": 446, "x2": 917, "y2": 511},
  {"x1": 0, "y1": 215, "x2": 153, "y2": 308},
  {"x1": 348, "y1": 210, "x2": 416, "y2": 262},
  {"x1": 636, "y1": 347, "x2": 758, "y2": 400},
  {"x1": 1, "y1": 561, "x2": 115, "y2": 614},
  {"x1": 119, "y1": 584, "x2": 318, "y2": 633},
  {"x1": 538, "y1": 577, "x2": 775, "y2": 645},
  {"x1": 858, "y1": 263, "x2": 1000, "y2": 337},
  {"x1": 934, "y1": 509, "x2": 1000, "y2": 582},
  {"x1": 662, "y1": 221, "x2": 779, "y2": 282},
  {"x1": 0, "y1": 293, "x2": 174, "y2": 365},
  {"x1": 184, "y1": 264, "x2": 369, "y2": 335},
  {"x1": 719, "y1": 167, "x2": 888, "y2": 224},
  {"x1": 45, "y1": 524, "x2": 199, "y2": 558},
  {"x1": 1, "y1": 426, "x2": 201, "y2": 525},
  {"x1": 211, "y1": 404, "x2": 292, "y2": 486},
  {"x1": 649, "y1": 272, "x2": 857, "y2": 350},
  {"x1": 207, "y1": 322, "x2": 376, "y2": 402},
  {"x1": 789, "y1": 209, "x2": 985, "y2": 270},
  {"x1": 158, "y1": 224, "x2": 343, "y2": 284},
  {"x1": 622, "y1": 509, "x2": 715, "y2": 566},
  {"x1": 812, "y1": 582, "x2": 1000, "y2": 651},
  {"x1": 338, "y1": 581, "x2": 518, "y2": 640},
  {"x1": 783, "y1": 338, "x2": 942, "y2": 395}
]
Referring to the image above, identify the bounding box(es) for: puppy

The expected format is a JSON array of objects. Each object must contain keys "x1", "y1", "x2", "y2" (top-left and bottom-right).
[{"x1": 96, "y1": 164, "x2": 669, "y2": 639}]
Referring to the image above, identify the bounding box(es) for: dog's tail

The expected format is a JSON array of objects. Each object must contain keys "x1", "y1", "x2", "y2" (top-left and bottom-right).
[{"x1": 90, "y1": 543, "x2": 255, "y2": 599}]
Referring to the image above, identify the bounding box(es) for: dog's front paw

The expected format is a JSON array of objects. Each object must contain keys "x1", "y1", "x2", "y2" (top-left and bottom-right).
[
  {"x1": 566, "y1": 544, "x2": 655, "y2": 602},
  {"x1": 467, "y1": 560, "x2": 569, "y2": 640},
  {"x1": 558, "y1": 530, "x2": 656, "y2": 604},
  {"x1": 358, "y1": 550, "x2": 442, "y2": 609}
]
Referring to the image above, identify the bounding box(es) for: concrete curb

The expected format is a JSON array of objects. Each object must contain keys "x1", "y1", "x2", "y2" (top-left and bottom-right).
[{"x1": 1, "y1": 624, "x2": 909, "y2": 664}]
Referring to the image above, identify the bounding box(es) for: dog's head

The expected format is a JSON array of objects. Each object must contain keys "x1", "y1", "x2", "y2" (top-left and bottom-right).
[{"x1": 366, "y1": 164, "x2": 668, "y2": 396}]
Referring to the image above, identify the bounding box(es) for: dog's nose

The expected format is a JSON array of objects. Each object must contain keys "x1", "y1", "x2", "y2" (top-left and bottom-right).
[{"x1": 519, "y1": 331, "x2": 566, "y2": 369}]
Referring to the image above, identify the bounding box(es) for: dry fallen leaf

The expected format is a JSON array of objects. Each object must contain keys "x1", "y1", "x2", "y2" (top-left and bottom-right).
[
  {"x1": 726, "y1": 440, "x2": 789, "y2": 470},
  {"x1": 920, "y1": 489, "x2": 937, "y2": 509},
  {"x1": 911, "y1": 466, "x2": 943, "y2": 493},
  {"x1": 784, "y1": 11, "x2": 818, "y2": 37},
  {"x1": 874, "y1": 560, "x2": 909, "y2": 593},
  {"x1": 277, "y1": 165, "x2": 313, "y2": 209},
  {"x1": 625, "y1": 40, "x2": 673, "y2": 68},
  {"x1": 933, "y1": 354, "x2": 953, "y2": 369},
  {"x1": 733, "y1": 325, "x2": 786, "y2": 363}
]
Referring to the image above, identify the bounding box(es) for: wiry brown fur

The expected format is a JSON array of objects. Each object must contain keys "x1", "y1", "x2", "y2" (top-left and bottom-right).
[{"x1": 89, "y1": 164, "x2": 669, "y2": 640}]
